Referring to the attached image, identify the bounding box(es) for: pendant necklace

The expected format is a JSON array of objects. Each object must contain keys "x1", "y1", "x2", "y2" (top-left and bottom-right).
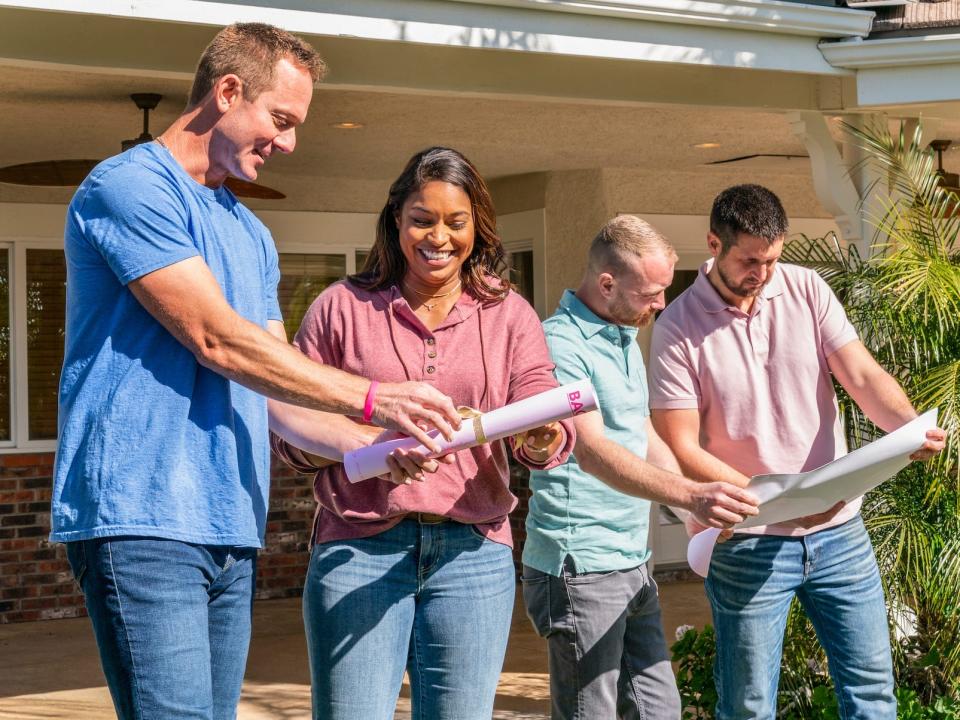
[{"x1": 404, "y1": 281, "x2": 462, "y2": 311}]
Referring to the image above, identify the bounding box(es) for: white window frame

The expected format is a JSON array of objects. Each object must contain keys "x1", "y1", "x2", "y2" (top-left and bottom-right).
[
  {"x1": 0, "y1": 237, "x2": 65, "y2": 453},
  {"x1": 0, "y1": 227, "x2": 375, "y2": 453},
  {"x1": 499, "y1": 209, "x2": 547, "y2": 318}
]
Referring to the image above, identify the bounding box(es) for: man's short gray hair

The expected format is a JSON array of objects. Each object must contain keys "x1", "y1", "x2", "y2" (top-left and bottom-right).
[{"x1": 588, "y1": 215, "x2": 677, "y2": 276}]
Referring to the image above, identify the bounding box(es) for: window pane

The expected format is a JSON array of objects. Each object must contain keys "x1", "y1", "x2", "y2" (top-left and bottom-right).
[
  {"x1": 26, "y1": 249, "x2": 66, "y2": 440},
  {"x1": 508, "y1": 250, "x2": 535, "y2": 306},
  {"x1": 355, "y1": 249, "x2": 370, "y2": 274},
  {"x1": 0, "y1": 250, "x2": 10, "y2": 441},
  {"x1": 278, "y1": 253, "x2": 346, "y2": 341}
]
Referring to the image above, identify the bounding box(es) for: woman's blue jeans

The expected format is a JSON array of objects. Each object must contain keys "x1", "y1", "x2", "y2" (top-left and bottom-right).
[
  {"x1": 66, "y1": 536, "x2": 257, "y2": 720},
  {"x1": 303, "y1": 519, "x2": 516, "y2": 720},
  {"x1": 706, "y1": 515, "x2": 895, "y2": 720}
]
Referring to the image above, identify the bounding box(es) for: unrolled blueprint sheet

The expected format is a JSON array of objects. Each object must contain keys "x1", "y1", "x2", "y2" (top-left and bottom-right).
[{"x1": 687, "y1": 409, "x2": 938, "y2": 577}]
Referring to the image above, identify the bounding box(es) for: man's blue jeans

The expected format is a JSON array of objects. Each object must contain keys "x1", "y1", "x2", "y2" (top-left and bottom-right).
[
  {"x1": 706, "y1": 515, "x2": 895, "y2": 720},
  {"x1": 66, "y1": 537, "x2": 257, "y2": 720},
  {"x1": 302, "y1": 519, "x2": 516, "y2": 720}
]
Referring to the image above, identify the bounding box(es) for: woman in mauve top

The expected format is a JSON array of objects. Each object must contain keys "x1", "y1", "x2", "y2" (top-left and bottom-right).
[{"x1": 272, "y1": 146, "x2": 575, "y2": 720}]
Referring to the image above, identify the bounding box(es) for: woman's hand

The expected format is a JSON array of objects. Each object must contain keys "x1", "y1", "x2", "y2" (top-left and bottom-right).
[
  {"x1": 515, "y1": 421, "x2": 564, "y2": 463},
  {"x1": 376, "y1": 430, "x2": 456, "y2": 485}
]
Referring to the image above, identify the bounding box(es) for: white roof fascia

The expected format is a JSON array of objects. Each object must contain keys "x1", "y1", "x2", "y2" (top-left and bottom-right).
[
  {"x1": 449, "y1": 0, "x2": 874, "y2": 38},
  {"x1": 0, "y1": 1, "x2": 869, "y2": 76},
  {"x1": 820, "y1": 32, "x2": 960, "y2": 67},
  {"x1": 821, "y1": 34, "x2": 960, "y2": 105}
]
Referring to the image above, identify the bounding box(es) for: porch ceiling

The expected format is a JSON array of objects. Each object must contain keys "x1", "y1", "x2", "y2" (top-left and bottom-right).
[{"x1": 4, "y1": 62, "x2": 960, "y2": 213}]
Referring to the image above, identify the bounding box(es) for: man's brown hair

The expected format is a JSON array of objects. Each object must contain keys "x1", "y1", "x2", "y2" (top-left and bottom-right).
[
  {"x1": 188, "y1": 22, "x2": 327, "y2": 107},
  {"x1": 588, "y1": 215, "x2": 676, "y2": 276}
]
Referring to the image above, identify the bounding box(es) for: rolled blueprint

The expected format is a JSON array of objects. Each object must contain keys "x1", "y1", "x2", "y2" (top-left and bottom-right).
[{"x1": 343, "y1": 379, "x2": 598, "y2": 483}]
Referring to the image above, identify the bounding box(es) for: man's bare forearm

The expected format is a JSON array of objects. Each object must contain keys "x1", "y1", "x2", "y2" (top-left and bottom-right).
[
  {"x1": 576, "y1": 433, "x2": 691, "y2": 505},
  {"x1": 197, "y1": 316, "x2": 369, "y2": 415}
]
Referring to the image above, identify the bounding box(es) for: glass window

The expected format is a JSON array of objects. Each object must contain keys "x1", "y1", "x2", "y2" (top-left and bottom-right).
[
  {"x1": 0, "y1": 249, "x2": 9, "y2": 442},
  {"x1": 507, "y1": 249, "x2": 534, "y2": 306},
  {"x1": 355, "y1": 249, "x2": 370, "y2": 274},
  {"x1": 26, "y1": 249, "x2": 66, "y2": 440},
  {"x1": 665, "y1": 269, "x2": 699, "y2": 307},
  {"x1": 277, "y1": 253, "x2": 346, "y2": 341}
]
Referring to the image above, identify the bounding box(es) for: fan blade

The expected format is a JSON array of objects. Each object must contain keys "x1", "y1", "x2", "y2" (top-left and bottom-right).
[
  {"x1": 224, "y1": 177, "x2": 286, "y2": 200},
  {"x1": 0, "y1": 159, "x2": 99, "y2": 186},
  {"x1": 0, "y1": 159, "x2": 286, "y2": 201}
]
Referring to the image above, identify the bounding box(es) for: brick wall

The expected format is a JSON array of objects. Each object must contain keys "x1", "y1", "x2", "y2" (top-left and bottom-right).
[
  {"x1": 0, "y1": 454, "x2": 318, "y2": 624},
  {"x1": 0, "y1": 453, "x2": 82, "y2": 623},
  {"x1": 0, "y1": 453, "x2": 533, "y2": 624},
  {"x1": 255, "y1": 458, "x2": 313, "y2": 601}
]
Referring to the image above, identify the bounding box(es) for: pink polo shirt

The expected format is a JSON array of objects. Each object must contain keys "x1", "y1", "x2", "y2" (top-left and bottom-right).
[
  {"x1": 272, "y1": 280, "x2": 575, "y2": 548},
  {"x1": 649, "y1": 260, "x2": 860, "y2": 536}
]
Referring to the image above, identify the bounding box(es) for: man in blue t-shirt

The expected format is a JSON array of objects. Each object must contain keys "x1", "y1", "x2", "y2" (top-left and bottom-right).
[
  {"x1": 522, "y1": 216, "x2": 759, "y2": 720},
  {"x1": 52, "y1": 23, "x2": 461, "y2": 720}
]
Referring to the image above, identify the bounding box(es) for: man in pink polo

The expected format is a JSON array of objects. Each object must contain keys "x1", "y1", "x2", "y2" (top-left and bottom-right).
[{"x1": 649, "y1": 184, "x2": 945, "y2": 720}]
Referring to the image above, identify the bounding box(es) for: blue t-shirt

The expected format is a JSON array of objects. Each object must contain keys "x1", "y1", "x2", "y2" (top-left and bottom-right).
[
  {"x1": 523, "y1": 290, "x2": 652, "y2": 575},
  {"x1": 50, "y1": 142, "x2": 282, "y2": 548}
]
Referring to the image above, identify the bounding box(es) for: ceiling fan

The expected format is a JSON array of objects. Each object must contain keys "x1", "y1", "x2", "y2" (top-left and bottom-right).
[
  {"x1": 929, "y1": 139, "x2": 960, "y2": 194},
  {"x1": 0, "y1": 93, "x2": 285, "y2": 200}
]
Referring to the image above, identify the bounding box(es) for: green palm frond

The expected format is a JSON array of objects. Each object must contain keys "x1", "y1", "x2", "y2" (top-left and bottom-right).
[
  {"x1": 906, "y1": 534, "x2": 960, "y2": 698},
  {"x1": 913, "y1": 360, "x2": 960, "y2": 486},
  {"x1": 841, "y1": 121, "x2": 960, "y2": 330},
  {"x1": 784, "y1": 118, "x2": 960, "y2": 704}
]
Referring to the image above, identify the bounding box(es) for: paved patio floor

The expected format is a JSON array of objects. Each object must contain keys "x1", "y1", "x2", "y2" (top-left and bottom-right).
[{"x1": 0, "y1": 579, "x2": 711, "y2": 719}]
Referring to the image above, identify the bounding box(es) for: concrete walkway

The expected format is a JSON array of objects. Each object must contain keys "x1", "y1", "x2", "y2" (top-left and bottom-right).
[{"x1": 0, "y1": 580, "x2": 710, "y2": 719}]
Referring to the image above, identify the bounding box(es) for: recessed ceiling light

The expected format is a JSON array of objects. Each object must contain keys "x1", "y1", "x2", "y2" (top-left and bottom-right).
[
  {"x1": 693, "y1": 142, "x2": 721, "y2": 149},
  {"x1": 331, "y1": 121, "x2": 364, "y2": 130}
]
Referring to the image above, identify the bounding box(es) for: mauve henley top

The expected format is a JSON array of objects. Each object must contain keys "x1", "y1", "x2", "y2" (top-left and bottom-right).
[{"x1": 272, "y1": 280, "x2": 576, "y2": 548}]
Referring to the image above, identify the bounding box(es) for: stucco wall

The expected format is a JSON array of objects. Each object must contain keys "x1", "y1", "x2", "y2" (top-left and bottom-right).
[{"x1": 542, "y1": 169, "x2": 611, "y2": 312}]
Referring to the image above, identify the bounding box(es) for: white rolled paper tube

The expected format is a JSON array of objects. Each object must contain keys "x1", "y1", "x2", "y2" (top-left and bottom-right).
[{"x1": 343, "y1": 379, "x2": 599, "y2": 483}]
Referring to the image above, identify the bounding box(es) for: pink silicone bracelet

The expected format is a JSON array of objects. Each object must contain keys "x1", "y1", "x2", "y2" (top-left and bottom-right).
[{"x1": 362, "y1": 381, "x2": 379, "y2": 423}]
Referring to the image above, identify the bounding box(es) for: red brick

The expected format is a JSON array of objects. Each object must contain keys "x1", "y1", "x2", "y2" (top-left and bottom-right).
[
  {"x1": 2, "y1": 585, "x2": 39, "y2": 600},
  {"x1": 16, "y1": 527, "x2": 46, "y2": 538},
  {"x1": 19, "y1": 502, "x2": 50, "y2": 514},
  {"x1": 57, "y1": 594, "x2": 85, "y2": 607},
  {"x1": 0, "y1": 538, "x2": 33, "y2": 551},
  {"x1": 22, "y1": 477, "x2": 53, "y2": 490},
  {"x1": 0, "y1": 454, "x2": 44, "y2": 468},
  {"x1": 38, "y1": 582, "x2": 76, "y2": 596}
]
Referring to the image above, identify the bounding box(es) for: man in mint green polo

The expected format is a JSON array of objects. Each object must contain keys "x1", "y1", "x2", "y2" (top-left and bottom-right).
[{"x1": 521, "y1": 215, "x2": 759, "y2": 720}]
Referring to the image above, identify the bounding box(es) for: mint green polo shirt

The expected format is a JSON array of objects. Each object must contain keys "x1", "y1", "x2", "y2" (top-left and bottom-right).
[{"x1": 523, "y1": 289, "x2": 652, "y2": 576}]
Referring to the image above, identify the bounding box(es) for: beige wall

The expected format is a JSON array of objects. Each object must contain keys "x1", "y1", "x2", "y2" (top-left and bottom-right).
[
  {"x1": 542, "y1": 169, "x2": 610, "y2": 313},
  {"x1": 489, "y1": 165, "x2": 835, "y2": 316},
  {"x1": 488, "y1": 173, "x2": 547, "y2": 216}
]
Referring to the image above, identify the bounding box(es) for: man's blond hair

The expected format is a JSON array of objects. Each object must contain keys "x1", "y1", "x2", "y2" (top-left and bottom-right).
[
  {"x1": 588, "y1": 215, "x2": 677, "y2": 276},
  {"x1": 188, "y1": 22, "x2": 327, "y2": 108}
]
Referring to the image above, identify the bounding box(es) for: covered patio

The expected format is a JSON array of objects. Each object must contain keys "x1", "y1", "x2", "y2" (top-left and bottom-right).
[{"x1": 0, "y1": 579, "x2": 711, "y2": 719}]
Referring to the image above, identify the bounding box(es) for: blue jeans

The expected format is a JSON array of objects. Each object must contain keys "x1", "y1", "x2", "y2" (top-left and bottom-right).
[
  {"x1": 66, "y1": 537, "x2": 257, "y2": 720},
  {"x1": 522, "y1": 558, "x2": 681, "y2": 720},
  {"x1": 706, "y1": 516, "x2": 894, "y2": 720},
  {"x1": 303, "y1": 519, "x2": 516, "y2": 720}
]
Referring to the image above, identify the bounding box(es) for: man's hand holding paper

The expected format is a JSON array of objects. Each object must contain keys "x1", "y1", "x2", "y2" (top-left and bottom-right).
[{"x1": 686, "y1": 409, "x2": 942, "y2": 576}]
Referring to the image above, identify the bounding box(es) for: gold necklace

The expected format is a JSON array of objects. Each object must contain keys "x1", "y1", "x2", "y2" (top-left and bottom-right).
[{"x1": 404, "y1": 281, "x2": 462, "y2": 311}]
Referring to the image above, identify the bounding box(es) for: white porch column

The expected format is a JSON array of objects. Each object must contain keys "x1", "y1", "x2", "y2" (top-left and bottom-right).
[{"x1": 787, "y1": 110, "x2": 865, "y2": 252}]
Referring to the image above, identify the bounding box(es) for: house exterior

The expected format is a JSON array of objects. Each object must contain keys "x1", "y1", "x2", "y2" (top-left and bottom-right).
[{"x1": 1, "y1": 0, "x2": 959, "y2": 623}]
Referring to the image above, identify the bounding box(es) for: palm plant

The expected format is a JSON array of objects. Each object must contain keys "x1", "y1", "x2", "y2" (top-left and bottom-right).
[{"x1": 782, "y1": 118, "x2": 960, "y2": 706}]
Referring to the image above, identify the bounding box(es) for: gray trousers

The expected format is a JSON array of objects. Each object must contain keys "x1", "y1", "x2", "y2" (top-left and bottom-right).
[{"x1": 521, "y1": 558, "x2": 682, "y2": 720}]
